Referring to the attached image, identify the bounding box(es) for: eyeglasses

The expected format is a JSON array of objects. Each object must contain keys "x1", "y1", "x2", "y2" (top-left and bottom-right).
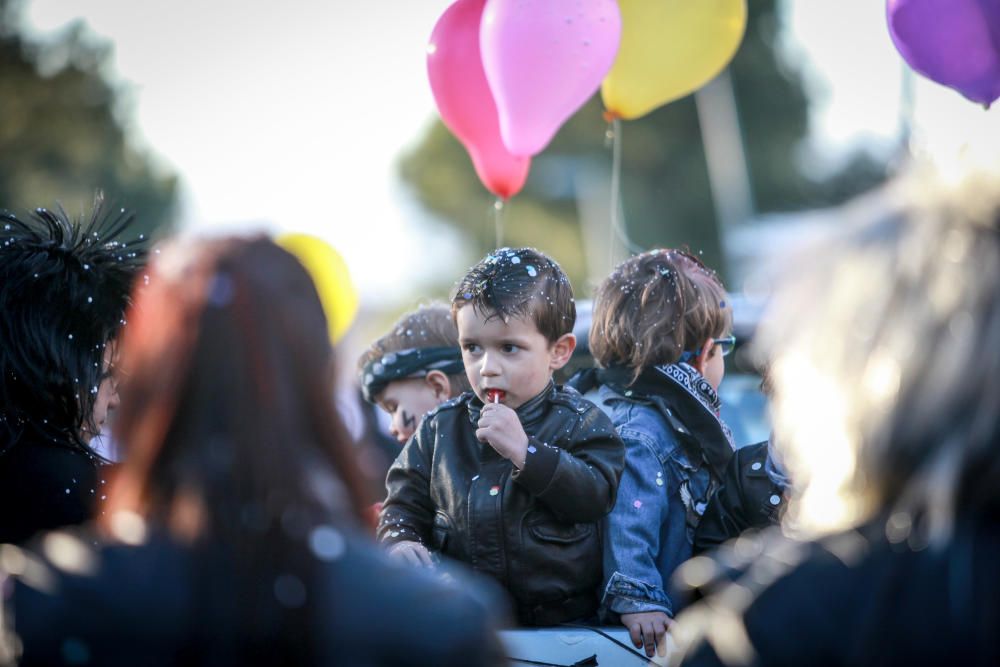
[
  {"x1": 678, "y1": 335, "x2": 736, "y2": 363},
  {"x1": 712, "y1": 335, "x2": 737, "y2": 357}
]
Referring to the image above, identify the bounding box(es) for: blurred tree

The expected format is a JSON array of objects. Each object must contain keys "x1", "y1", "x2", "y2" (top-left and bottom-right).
[
  {"x1": 0, "y1": 0, "x2": 177, "y2": 239},
  {"x1": 399, "y1": 0, "x2": 887, "y2": 291}
]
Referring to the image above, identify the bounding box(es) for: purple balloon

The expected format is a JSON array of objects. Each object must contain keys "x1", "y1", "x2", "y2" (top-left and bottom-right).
[{"x1": 887, "y1": 0, "x2": 1000, "y2": 107}]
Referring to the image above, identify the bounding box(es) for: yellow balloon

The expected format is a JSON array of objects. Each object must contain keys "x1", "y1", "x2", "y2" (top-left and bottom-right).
[
  {"x1": 601, "y1": 0, "x2": 747, "y2": 120},
  {"x1": 277, "y1": 233, "x2": 358, "y2": 344}
]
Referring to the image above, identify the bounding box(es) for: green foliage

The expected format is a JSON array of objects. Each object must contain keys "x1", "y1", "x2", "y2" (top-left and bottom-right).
[
  {"x1": 0, "y1": 0, "x2": 177, "y2": 240},
  {"x1": 399, "y1": 0, "x2": 887, "y2": 292}
]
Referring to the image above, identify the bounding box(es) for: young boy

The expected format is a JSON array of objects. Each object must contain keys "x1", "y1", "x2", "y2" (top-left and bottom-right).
[
  {"x1": 572, "y1": 249, "x2": 735, "y2": 657},
  {"x1": 377, "y1": 248, "x2": 624, "y2": 626},
  {"x1": 359, "y1": 303, "x2": 469, "y2": 445}
]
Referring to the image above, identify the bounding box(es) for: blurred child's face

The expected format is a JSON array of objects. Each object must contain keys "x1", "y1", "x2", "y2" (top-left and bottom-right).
[
  {"x1": 377, "y1": 378, "x2": 442, "y2": 444},
  {"x1": 83, "y1": 344, "x2": 121, "y2": 444},
  {"x1": 456, "y1": 305, "x2": 574, "y2": 410}
]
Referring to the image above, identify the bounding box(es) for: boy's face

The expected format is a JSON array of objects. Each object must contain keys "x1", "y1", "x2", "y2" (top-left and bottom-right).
[
  {"x1": 377, "y1": 378, "x2": 443, "y2": 444},
  {"x1": 691, "y1": 336, "x2": 727, "y2": 391},
  {"x1": 704, "y1": 344, "x2": 725, "y2": 391},
  {"x1": 456, "y1": 305, "x2": 575, "y2": 410}
]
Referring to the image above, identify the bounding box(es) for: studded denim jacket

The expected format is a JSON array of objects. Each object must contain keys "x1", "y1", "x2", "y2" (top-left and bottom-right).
[{"x1": 584, "y1": 379, "x2": 734, "y2": 619}]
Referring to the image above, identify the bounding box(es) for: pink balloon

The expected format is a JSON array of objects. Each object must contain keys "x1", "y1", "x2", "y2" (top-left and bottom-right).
[
  {"x1": 428, "y1": 0, "x2": 530, "y2": 200},
  {"x1": 480, "y1": 0, "x2": 621, "y2": 156}
]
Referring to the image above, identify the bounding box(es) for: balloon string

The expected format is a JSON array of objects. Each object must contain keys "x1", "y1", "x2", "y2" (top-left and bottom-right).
[
  {"x1": 609, "y1": 118, "x2": 620, "y2": 264},
  {"x1": 608, "y1": 118, "x2": 643, "y2": 265},
  {"x1": 494, "y1": 198, "x2": 505, "y2": 248}
]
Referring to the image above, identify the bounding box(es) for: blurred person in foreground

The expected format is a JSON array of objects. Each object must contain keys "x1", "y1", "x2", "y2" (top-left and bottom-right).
[
  {"x1": 0, "y1": 236, "x2": 506, "y2": 666},
  {"x1": 0, "y1": 199, "x2": 146, "y2": 544},
  {"x1": 669, "y1": 164, "x2": 1000, "y2": 667}
]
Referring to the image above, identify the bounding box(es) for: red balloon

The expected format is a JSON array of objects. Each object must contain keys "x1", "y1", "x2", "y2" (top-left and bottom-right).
[{"x1": 428, "y1": 0, "x2": 531, "y2": 199}]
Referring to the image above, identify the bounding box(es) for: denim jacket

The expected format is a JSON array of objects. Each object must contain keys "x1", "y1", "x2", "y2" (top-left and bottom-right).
[{"x1": 577, "y1": 366, "x2": 735, "y2": 618}]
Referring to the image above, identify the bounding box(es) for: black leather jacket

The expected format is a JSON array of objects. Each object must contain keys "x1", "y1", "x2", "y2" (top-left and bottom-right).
[
  {"x1": 692, "y1": 441, "x2": 785, "y2": 554},
  {"x1": 378, "y1": 383, "x2": 624, "y2": 626}
]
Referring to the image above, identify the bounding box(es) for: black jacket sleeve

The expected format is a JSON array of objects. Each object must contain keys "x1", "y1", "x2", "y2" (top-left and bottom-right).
[
  {"x1": 693, "y1": 445, "x2": 757, "y2": 554},
  {"x1": 376, "y1": 419, "x2": 437, "y2": 547},
  {"x1": 512, "y1": 402, "x2": 624, "y2": 523}
]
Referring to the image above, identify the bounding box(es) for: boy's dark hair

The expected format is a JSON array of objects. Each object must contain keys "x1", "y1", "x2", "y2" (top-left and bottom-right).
[
  {"x1": 451, "y1": 247, "x2": 575, "y2": 343},
  {"x1": 590, "y1": 248, "x2": 731, "y2": 377},
  {"x1": 0, "y1": 196, "x2": 147, "y2": 453},
  {"x1": 357, "y1": 302, "x2": 470, "y2": 400}
]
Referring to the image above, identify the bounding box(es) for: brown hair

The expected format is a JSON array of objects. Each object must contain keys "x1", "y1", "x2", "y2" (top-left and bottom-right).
[
  {"x1": 357, "y1": 302, "x2": 469, "y2": 394},
  {"x1": 104, "y1": 236, "x2": 372, "y2": 660},
  {"x1": 451, "y1": 247, "x2": 575, "y2": 343},
  {"x1": 590, "y1": 248, "x2": 731, "y2": 378}
]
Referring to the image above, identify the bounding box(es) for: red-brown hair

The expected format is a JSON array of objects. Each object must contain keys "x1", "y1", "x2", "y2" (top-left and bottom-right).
[{"x1": 107, "y1": 235, "x2": 369, "y2": 534}]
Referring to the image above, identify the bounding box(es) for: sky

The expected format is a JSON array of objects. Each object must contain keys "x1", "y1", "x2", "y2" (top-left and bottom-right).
[{"x1": 21, "y1": 0, "x2": 998, "y2": 306}]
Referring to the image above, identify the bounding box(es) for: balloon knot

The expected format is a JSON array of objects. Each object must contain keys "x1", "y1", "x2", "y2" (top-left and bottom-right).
[{"x1": 602, "y1": 109, "x2": 620, "y2": 123}]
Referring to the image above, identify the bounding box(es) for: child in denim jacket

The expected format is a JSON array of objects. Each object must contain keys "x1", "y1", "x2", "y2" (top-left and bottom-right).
[{"x1": 572, "y1": 249, "x2": 735, "y2": 657}]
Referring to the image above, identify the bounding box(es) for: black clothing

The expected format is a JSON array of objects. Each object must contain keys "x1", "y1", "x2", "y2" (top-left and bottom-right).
[
  {"x1": 693, "y1": 442, "x2": 784, "y2": 554},
  {"x1": 3, "y1": 526, "x2": 508, "y2": 667},
  {"x1": 0, "y1": 437, "x2": 108, "y2": 544},
  {"x1": 680, "y1": 518, "x2": 1000, "y2": 667},
  {"x1": 377, "y1": 384, "x2": 624, "y2": 626}
]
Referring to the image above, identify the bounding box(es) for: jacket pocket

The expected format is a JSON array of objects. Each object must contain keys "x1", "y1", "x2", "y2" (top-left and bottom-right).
[
  {"x1": 525, "y1": 512, "x2": 595, "y2": 544},
  {"x1": 431, "y1": 511, "x2": 451, "y2": 551},
  {"x1": 519, "y1": 510, "x2": 601, "y2": 595}
]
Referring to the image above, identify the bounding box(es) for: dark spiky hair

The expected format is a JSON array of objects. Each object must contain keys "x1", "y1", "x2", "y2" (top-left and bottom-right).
[
  {"x1": 451, "y1": 247, "x2": 575, "y2": 343},
  {"x1": 0, "y1": 194, "x2": 148, "y2": 455}
]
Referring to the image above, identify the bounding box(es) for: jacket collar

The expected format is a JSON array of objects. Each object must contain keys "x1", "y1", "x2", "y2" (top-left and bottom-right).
[
  {"x1": 599, "y1": 364, "x2": 735, "y2": 478},
  {"x1": 466, "y1": 380, "x2": 554, "y2": 429}
]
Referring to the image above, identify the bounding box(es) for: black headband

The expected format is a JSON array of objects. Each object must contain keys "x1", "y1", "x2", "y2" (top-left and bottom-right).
[{"x1": 360, "y1": 346, "x2": 465, "y2": 403}]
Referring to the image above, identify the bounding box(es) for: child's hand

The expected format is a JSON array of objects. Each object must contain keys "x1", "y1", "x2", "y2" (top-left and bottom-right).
[
  {"x1": 476, "y1": 402, "x2": 529, "y2": 468},
  {"x1": 387, "y1": 540, "x2": 435, "y2": 568},
  {"x1": 620, "y1": 611, "x2": 673, "y2": 658}
]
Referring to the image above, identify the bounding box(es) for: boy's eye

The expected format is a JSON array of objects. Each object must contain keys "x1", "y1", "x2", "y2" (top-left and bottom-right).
[
  {"x1": 502, "y1": 344, "x2": 519, "y2": 353},
  {"x1": 463, "y1": 343, "x2": 481, "y2": 354}
]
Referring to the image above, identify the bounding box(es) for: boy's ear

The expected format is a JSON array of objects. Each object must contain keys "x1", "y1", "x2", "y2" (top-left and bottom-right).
[
  {"x1": 691, "y1": 338, "x2": 715, "y2": 376},
  {"x1": 423, "y1": 370, "x2": 452, "y2": 401},
  {"x1": 548, "y1": 333, "x2": 577, "y2": 371}
]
